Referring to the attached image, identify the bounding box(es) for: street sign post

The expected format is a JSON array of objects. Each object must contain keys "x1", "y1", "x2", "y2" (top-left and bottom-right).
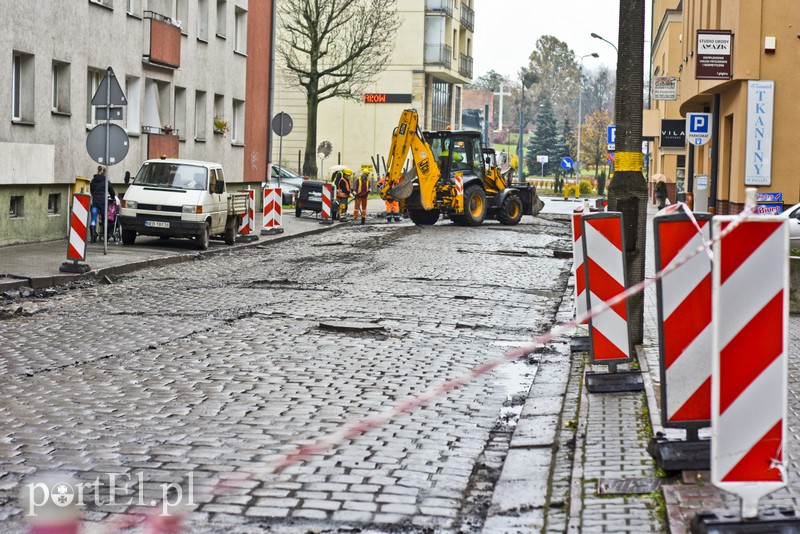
[
  {"x1": 536, "y1": 155, "x2": 549, "y2": 180},
  {"x1": 88, "y1": 66, "x2": 128, "y2": 256},
  {"x1": 607, "y1": 125, "x2": 616, "y2": 151},
  {"x1": 686, "y1": 113, "x2": 712, "y2": 146},
  {"x1": 271, "y1": 112, "x2": 293, "y2": 183}
]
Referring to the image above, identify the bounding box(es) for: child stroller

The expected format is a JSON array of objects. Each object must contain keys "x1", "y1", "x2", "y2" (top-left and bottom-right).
[{"x1": 99, "y1": 197, "x2": 122, "y2": 242}]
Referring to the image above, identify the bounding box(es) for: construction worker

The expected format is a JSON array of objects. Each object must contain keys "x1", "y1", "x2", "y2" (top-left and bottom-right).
[
  {"x1": 335, "y1": 168, "x2": 353, "y2": 221},
  {"x1": 377, "y1": 175, "x2": 401, "y2": 222},
  {"x1": 353, "y1": 172, "x2": 370, "y2": 225}
]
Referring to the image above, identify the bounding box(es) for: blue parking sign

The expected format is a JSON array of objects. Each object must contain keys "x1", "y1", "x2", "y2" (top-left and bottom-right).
[
  {"x1": 686, "y1": 113, "x2": 712, "y2": 145},
  {"x1": 607, "y1": 125, "x2": 616, "y2": 150}
]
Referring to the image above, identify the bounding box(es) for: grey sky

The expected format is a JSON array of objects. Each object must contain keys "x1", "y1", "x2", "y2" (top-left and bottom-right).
[{"x1": 472, "y1": 0, "x2": 632, "y2": 80}]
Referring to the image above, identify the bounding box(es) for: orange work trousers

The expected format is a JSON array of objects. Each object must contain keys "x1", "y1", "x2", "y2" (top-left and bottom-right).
[{"x1": 353, "y1": 196, "x2": 368, "y2": 219}]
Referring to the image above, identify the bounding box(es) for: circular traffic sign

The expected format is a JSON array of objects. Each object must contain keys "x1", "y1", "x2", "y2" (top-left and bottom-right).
[
  {"x1": 272, "y1": 112, "x2": 293, "y2": 137},
  {"x1": 561, "y1": 157, "x2": 574, "y2": 171},
  {"x1": 86, "y1": 123, "x2": 129, "y2": 165}
]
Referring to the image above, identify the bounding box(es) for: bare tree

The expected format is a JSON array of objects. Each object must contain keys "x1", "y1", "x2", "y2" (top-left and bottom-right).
[{"x1": 277, "y1": 0, "x2": 401, "y2": 177}]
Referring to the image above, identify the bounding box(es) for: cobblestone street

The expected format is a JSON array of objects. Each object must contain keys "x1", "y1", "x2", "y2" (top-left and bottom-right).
[{"x1": 0, "y1": 216, "x2": 573, "y2": 532}]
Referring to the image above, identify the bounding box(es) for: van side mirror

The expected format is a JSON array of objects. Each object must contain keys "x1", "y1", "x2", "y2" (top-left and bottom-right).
[
  {"x1": 214, "y1": 180, "x2": 225, "y2": 194},
  {"x1": 124, "y1": 171, "x2": 131, "y2": 185}
]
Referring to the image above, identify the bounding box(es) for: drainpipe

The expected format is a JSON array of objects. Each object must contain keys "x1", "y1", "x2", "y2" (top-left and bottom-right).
[{"x1": 709, "y1": 93, "x2": 720, "y2": 214}]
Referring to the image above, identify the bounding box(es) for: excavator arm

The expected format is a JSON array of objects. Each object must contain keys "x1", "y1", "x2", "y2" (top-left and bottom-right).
[{"x1": 381, "y1": 109, "x2": 441, "y2": 211}]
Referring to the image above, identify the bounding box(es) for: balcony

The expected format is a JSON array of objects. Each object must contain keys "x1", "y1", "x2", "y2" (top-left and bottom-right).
[
  {"x1": 425, "y1": 44, "x2": 453, "y2": 69},
  {"x1": 426, "y1": 0, "x2": 453, "y2": 17},
  {"x1": 143, "y1": 11, "x2": 181, "y2": 69},
  {"x1": 459, "y1": 54, "x2": 473, "y2": 79},
  {"x1": 460, "y1": 3, "x2": 474, "y2": 32},
  {"x1": 144, "y1": 125, "x2": 180, "y2": 159}
]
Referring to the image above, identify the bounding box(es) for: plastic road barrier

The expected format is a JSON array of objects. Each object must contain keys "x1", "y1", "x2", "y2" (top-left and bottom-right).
[
  {"x1": 238, "y1": 189, "x2": 256, "y2": 236},
  {"x1": 321, "y1": 183, "x2": 332, "y2": 220},
  {"x1": 571, "y1": 205, "x2": 589, "y2": 324},
  {"x1": 654, "y1": 212, "x2": 713, "y2": 428},
  {"x1": 261, "y1": 186, "x2": 284, "y2": 235},
  {"x1": 67, "y1": 194, "x2": 91, "y2": 261},
  {"x1": 711, "y1": 214, "x2": 788, "y2": 518},
  {"x1": 581, "y1": 212, "x2": 633, "y2": 367}
]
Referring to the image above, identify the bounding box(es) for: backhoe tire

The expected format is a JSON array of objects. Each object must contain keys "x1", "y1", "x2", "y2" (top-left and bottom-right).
[
  {"x1": 408, "y1": 209, "x2": 440, "y2": 225},
  {"x1": 462, "y1": 185, "x2": 487, "y2": 226},
  {"x1": 295, "y1": 206, "x2": 302, "y2": 218},
  {"x1": 497, "y1": 195, "x2": 523, "y2": 226}
]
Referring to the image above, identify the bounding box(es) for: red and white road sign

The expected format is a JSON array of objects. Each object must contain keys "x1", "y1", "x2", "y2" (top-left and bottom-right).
[
  {"x1": 262, "y1": 187, "x2": 282, "y2": 230},
  {"x1": 67, "y1": 194, "x2": 91, "y2": 261},
  {"x1": 238, "y1": 189, "x2": 256, "y2": 235},
  {"x1": 654, "y1": 212, "x2": 712, "y2": 427},
  {"x1": 581, "y1": 212, "x2": 633, "y2": 364},
  {"x1": 322, "y1": 183, "x2": 332, "y2": 219},
  {"x1": 711, "y1": 214, "x2": 788, "y2": 518},
  {"x1": 571, "y1": 206, "x2": 589, "y2": 324}
]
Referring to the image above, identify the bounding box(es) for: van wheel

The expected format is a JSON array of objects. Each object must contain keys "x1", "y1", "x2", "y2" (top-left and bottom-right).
[
  {"x1": 224, "y1": 219, "x2": 236, "y2": 245},
  {"x1": 296, "y1": 206, "x2": 302, "y2": 218},
  {"x1": 122, "y1": 229, "x2": 136, "y2": 245},
  {"x1": 196, "y1": 223, "x2": 210, "y2": 250}
]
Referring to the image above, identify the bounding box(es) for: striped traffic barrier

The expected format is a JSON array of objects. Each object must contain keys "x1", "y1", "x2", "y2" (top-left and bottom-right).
[
  {"x1": 59, "y1": 194, "x2": 91, "y2": 273},
  {"x1": 454, "y1": 172, "x2": 464, "y2": 213},
  {"x1": 710, "y1": 211, "x2": 789, "y2": 520},
  {"x1": 261, "y1": 186, "x2": 284, "y2": 235},
  {"x1": 649, "y1": 211, "x2": 713, "y2": 470},
  {"x1": 320, "y1": 183, "x2": 333, "y2": 225},
  {"x1": 569, "y1": 202, "x2": 594, "y2": 353},
  {"x1": 236, "y1": 188, "x2": 259, "y2": 243},
  {"x1": 581, "y1": 211, "x2": 641, "y2": 392}
]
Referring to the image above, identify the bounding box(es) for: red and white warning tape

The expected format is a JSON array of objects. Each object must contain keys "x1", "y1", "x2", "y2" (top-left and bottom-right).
[{"x1": 40, "y1": 202, "x2": 757, "y2": 533}]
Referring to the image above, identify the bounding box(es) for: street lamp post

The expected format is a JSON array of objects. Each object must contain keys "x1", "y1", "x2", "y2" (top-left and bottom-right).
[
  {"x1": 591, "y1": 32, "x2": 618, "y2": 54},
  {"x1": 576, "y1": 53, "x2": 599, "y2": 182}
]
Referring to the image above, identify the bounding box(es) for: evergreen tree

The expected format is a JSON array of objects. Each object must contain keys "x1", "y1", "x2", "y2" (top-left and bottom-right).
[{"x1": 526, "y1": 98, "x2": 559, "y2": 176}]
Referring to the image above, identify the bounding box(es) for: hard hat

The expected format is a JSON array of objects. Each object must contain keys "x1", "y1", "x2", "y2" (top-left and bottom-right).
[{"x1": 344, "y1": 168, "x2": 353, "y2": 176}]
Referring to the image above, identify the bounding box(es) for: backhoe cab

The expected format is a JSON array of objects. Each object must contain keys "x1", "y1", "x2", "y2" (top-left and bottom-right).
[{"x1": 381, "y1": 109, "x2": 543, "y2": 226}]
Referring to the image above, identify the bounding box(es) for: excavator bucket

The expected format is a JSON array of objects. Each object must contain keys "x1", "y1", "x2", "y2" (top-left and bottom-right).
[{"x1": 387, "y1": 168, "x2": 416, "y2": 200}]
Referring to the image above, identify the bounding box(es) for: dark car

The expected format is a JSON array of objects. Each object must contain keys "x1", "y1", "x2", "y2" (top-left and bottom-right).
[
  {"x1": 269, "y1": 165, "x2": 306, "y2": 204},
  {"x1": 296, "y1": 180, "x2": 339, "y2": 219}
]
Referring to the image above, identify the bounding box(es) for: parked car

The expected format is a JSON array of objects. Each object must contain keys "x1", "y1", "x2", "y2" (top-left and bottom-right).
[
  {"x1": 269, "y1": 165, "x2": 306, "y2": 204},
  {"x1": 786, "y1": 203, "x2": 800, "y2": 247},
  {"x1": 296, "y1": 180, "x2": 339, "y2": 219}
]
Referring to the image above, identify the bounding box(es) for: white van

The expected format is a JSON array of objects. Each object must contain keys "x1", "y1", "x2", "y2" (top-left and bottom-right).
[{"x1": 119, "y1": 158, "x2": 247, "y2": 250}]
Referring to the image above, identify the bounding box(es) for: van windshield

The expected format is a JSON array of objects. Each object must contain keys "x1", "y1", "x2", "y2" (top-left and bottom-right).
[{"x1": 133, "y1": 163, "x2": 208, "y2": 191}]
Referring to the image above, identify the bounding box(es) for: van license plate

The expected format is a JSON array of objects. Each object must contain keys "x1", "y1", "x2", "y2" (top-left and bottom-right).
[{"x1": 144, "y1": 220, "x2": 170, "y2": 228}]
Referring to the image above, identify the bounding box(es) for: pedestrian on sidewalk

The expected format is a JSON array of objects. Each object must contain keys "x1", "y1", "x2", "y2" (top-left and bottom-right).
[
  {"x1": 353, "y1": 172, "x2": 370, "y2": 225},
  {"x1": 90, "y1": 166, "x2": 116, "y2": 243},
  {"x1": 377, "y1": 175, "x2": 401, "y2": 222},
  {"x1": 655, "y1": 177, "x2": 667, "y2": 209},
  {"x1": 335, "y1": 168, "x2": 353, "y2": 222}
]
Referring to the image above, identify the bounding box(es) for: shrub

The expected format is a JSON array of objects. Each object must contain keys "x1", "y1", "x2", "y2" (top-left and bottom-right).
[{"x1": 579, "y1": 180, "x2": 594, "y2": 195}]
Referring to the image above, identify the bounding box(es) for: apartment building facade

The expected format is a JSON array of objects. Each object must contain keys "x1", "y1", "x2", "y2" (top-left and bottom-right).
[
  {"x1": 1, "y1": 0, "x2": 274, "y2": 246},
  {"x1": 271, "y1": 0, "x2": 474, "y2": 177},
  {"x1": 649, "y1": 0, "x2": 800, "y2": 213}
]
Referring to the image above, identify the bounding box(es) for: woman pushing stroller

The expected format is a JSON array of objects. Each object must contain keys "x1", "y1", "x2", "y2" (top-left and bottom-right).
[{"x1": 90, "y1": 166, "x2": 117, "y2": 243}]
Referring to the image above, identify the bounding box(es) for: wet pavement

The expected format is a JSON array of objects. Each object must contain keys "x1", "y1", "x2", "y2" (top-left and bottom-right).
[{"x1": 2, "y1": 194, "x2": 797, "y2": 533}]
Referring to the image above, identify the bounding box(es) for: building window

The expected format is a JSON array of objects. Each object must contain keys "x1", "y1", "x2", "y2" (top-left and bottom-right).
[
  {"x1": 12, "y1": 51, "x2": 35, "y2": 122},
  {"x1": 51, "y1": 61, "x2": 71, "y2": 114},
  {"x1": 176, "y1": 0, "x2": 188, "y2": 34},
  {"x1": 147, "y1": 0, "x2": 173, "y2": 16},
  {"x1": 213, "y1": 93, "x2": 224, "y2": 120},
  {"x1": 431, "y1": 78, "x2": 452, "y2": 130},
  {"x1": 197, "y1": 0, "x2": 209, "y2": 41},
  {"x1": 86, "y1": 67, "x2": 104, "y2": 126},
  {"x1": 48, "y1": 194, "x2": 61, "y2": 215},
  {"x1": 216, "y1": 0, "x2": 227, "y2": 38},
  {"x1": 232, "y1": 99, "x2": 244, "y2": 143},
  {"x1": 125, "y1": 75, "x2": 141, "y2": 134},
  {"x1": 9, "y1": 196, "x2": 24, "y2": 218},
  {"x1": 195, "y1": 90, "x2": 207, "y2": 140},
  {"x1": 143, "y1": 78, "x2": 171, "y2": 133},
  {"x1": 234, "y1": 6, "x2": 247, "y2": 53},
  {"x1": 174, "y1": 86, "x2": 186, "y2": 139},
  {"x1": 89, "y1": 0, "x2": 113, "y2": 8},
  {"x1": 127, "y1": 0, "x2": 141, "y2": 16}
]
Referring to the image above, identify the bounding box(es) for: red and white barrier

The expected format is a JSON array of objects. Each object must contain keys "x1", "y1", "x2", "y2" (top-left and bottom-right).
[
  {"x1": 654, "y1": 212, "x2": 713, "y2": 427},
  {"x1": 238, "y1": 189, "x2": 256, "y2": 236},
  {"x1": 59, "y1": 194, "x2": 92, "y2": 273},
  {"x1": 571, "y1": 206, "x2": 589, "y2": 324},
  {"x1": 581, "y1": 212, "x2": 633, "y2": 366},
  {"x1": 711, "y1": 214, "x2": 789, "y2": 518},
  {"x1": 261, "y1": 186, "x2": 284, "y2": 235},
  {"x1": 321, "y1": 183, "x2": 332, "y2": 221}
]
